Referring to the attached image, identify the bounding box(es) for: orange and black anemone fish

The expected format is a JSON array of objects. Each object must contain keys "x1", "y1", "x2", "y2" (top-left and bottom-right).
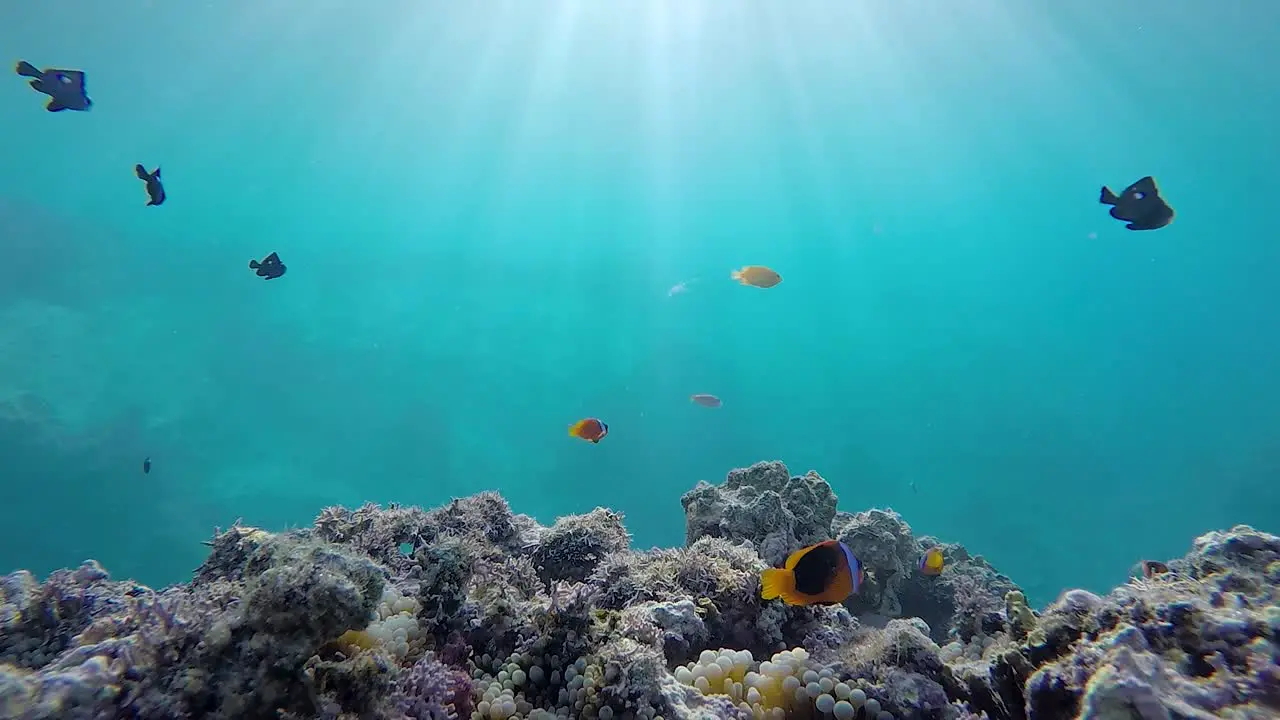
[
  {"x1": 1140, "y1": 560, "x2": 1169, "y2": 579},
  {"x1": 568, "y1": 417, "x2": 609, "y2": 444},
  {"x1": 760, "y1": 540, "x2": 864, "y2": 606}
]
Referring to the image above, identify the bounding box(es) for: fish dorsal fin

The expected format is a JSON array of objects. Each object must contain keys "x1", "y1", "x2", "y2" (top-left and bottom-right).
[
  {"x1": 1132, "y1": 176, "x2": 1157, "y2": 196},
  {"x1": 153, "y1": 167, "x2": 160, "y2": 179},
  {"x1": 783, "y1": 547, "x2": 806, "y2": 570},
  {"x1": 786, "y1": 541, "x2": 832, "y2": 570}
]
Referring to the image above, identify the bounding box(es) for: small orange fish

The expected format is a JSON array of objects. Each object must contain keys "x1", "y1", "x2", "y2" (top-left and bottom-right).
[
  {"x1": 731, "y1": 265, "x2": 782, "y2": 289},
  {"x1": 761, "y1": 540, "x2": 863, "y2": 606},
  {"x1": 918, "y1": 547, "x2": 945, "y2": 576},
  {"x1": 568, "y1": 417, "x2": 609, "y2": 444},
  {"x1": 1140, "y1": 560, "x2": 1169, "y2": 579}
]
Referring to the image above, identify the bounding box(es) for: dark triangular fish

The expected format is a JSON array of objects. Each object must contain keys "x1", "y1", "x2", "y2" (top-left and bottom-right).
[
  {"x1": 135, "y1": 165, "x2": 165, "y2": 206},
  {"x1": 249, "y1": 251, "x2": 286, "y2": 280},
  {"x1": 1099, "y1": 175, "x2": 1174, "y2": 231},
  {"x1": 16, "y1": 60, "x2": 92, "y2": 112}
]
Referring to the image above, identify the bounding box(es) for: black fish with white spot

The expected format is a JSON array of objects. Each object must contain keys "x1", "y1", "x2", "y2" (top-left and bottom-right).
[
  {"x1": 1099, "y1": 176, "x2": 1174, "y2": 231},
  {"x1": 15, "y1": 60, "x2": 91, "y2": 112},
  {"x1": 250, "y1": 251, "x2": 286, "y2": 280}
]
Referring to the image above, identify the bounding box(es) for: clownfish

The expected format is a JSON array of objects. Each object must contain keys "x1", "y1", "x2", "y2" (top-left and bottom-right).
[
  {"x1": 919, "y1": 547, "x2": 945, "y2": 576},
  {"x1": 1140, "y1": 560, "x2": 1169, "y2": 579},
  {"x1": 760, "y1": 540, "x2": 863, "y2": 606},
  {"x1": 568, "y1": 417, "x2": 609, "y2": 444}
]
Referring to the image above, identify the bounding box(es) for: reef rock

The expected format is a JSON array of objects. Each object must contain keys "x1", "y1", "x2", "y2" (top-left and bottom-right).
[
  {"x1": 1018, "y1": 524, "x2": 1280, "y2": 720},
  {"x1": 681, "y1": 460, "x2": 838, "y2": 566},
  {"x1": 0, "y1": 461, "x2": 1275, "y2": 720}
]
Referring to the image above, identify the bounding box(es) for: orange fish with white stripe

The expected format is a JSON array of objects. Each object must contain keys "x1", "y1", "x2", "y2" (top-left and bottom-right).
[{"x1": 568, "y1": 417, "x2": 609, "y2": 444}]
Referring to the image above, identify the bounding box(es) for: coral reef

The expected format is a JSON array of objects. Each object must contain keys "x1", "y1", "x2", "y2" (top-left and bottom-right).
[{"x1": 2, "y1": 459, "x2": 1277, "y2": 720}]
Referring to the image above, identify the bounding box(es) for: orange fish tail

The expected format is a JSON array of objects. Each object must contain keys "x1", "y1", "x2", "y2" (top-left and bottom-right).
[
  {"x1": 760, "y1": 568, "x2": 799, "y2": 603},
  {"x1": 731, "y1": 268, "x2": 745, "y2": 284}
]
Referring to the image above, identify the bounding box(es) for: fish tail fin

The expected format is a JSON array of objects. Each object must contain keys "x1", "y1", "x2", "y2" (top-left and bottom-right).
[
  {"x1": 730, "y1": 268, "x2": 744, "y2": 284},
  {"x1": 760, "y1": 568, "x2": 798, "y2": 603},
  {"x1": 249, "y1": 259, "x2": 261, "y2": 270},
  {"x1": 1099, "y1": 186, "x2": 1118, "y2": 205},
  {"x1": 568, "y1": 420, "x2": 585, "y2": 438},
  {"x1": 15, "y1": 61, "x2": 40, "y2": 78},
  {"x1": 135, "y1": 164, "x2": 149, "y2": 180}
]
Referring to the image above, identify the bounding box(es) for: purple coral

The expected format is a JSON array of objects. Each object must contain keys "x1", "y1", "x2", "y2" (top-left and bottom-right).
[{"x1": 395, "y1": 653, "x2": 472, "y2": 720}]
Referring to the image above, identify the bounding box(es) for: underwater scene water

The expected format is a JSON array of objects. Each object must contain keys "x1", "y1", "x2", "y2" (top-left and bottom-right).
[{"x1": 2, "y1": 0, "x2": 1278, "y2": 611}]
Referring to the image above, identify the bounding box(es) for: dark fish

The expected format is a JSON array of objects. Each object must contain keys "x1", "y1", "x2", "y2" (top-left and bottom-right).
[
  {"x1": 142, "y1": 457, "x2": 151, "y2": 474},
  {"x1": 760, "y1": 540, "x2": 863, "y2": 606},
  {"x1": 1140, "y1": 559, "x2": 1169, "y2": 579},
  {"x1": 690, "y1": 393, "x2": 722, "y2": 408},
  {"x1": 16, "y1": 60, "x2": 92, "y2": 112},
  {"x1": 135, "y1": 165, "x2": 165, "y2": 206},
  {"x1": 249, "y1": 251, "x2": 286, "y2": 280},
  {"x1": 1099, "y1": 176, "x2": 1174, "y2": 231}
]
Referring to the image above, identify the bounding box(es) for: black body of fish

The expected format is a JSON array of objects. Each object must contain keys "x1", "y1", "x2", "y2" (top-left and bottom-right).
[
  {"x1": 250, "y1": 252, "x2": 287, "y2": 279},
  {"x1": 135, "y1": 165, "x2": 165, "y2": 206},
  {"x1": 142, "y1": 457, "x2": 151, "y2": 474},
  {"x1": 16, "y1": 60, "x2": 92, "y2": 112},
  {"x1": 1099, "y1": 176, "x2": 1174, "y2": 231}
]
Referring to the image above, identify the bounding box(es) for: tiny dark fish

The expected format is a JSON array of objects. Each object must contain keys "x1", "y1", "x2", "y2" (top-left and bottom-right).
[
  {"x1": 135, "y1": 165, "x2": 165, "y2": 206},
  {"x1": 1099, "y1": 176, "x2": 1174, "y2": 231},
  {"x1": 249, "y1": 251, "x2": 286, "y2": 280},
  {"x1": 142, "y1": 457, "x2": 151, "y2": 474},
  {"x1": 16, "y1": 60, "x2": 92, "y2": 112},
  {"x1": 1140, "y1": 559, "x2": 1169, "y2": 579}
]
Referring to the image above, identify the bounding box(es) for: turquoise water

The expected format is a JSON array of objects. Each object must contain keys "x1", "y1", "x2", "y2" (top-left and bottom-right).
[{"x1": 2, "y1": 2, "x2": 1278, "y2": 607}]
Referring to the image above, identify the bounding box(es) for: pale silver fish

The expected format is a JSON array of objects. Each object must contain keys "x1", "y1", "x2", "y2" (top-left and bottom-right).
[{"x1": 690, "y1": 394, "x2": 722, "y2": 408}]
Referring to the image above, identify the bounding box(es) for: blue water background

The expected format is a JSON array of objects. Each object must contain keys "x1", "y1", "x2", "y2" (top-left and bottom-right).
[{"x1": 2, "y1": 1, "x2": 1278, "y2": 606}]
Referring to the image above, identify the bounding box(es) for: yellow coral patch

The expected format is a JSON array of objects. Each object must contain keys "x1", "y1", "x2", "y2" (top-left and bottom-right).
[{"x1": 336, "y1": 629, "x2": 379, "y2": 653}]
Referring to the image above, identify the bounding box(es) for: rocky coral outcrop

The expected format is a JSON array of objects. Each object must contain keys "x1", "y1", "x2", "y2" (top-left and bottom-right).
[
  {"x1": 1018, "y1": 525, "x2": 1280, "y2": 720},
  {"x1": 681, "y1": 461, "x2": 838, "y2": 567},
  {"x1": 685, "y1": 461, "x2": 1019, "y2": 646},
  {"x1": 1, "y1": 461, "x2": 1276, "y2": 720},
  {"x1": 2, "y1": 530, "x2": 386, "y2": 720}
]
